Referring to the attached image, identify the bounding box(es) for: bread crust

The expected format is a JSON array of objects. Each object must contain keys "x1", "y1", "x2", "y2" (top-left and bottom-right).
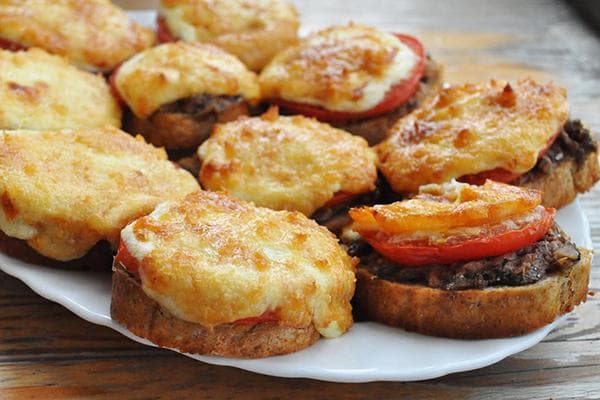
[
  {"x1": 333, "y1": 57, "x2": 443, "y2": 145},
  {"x1": 110, "y1": 264, "x2": 320, "y2": 358},
  {"x1": 518, "y1": 149, "x2": 600, "y2": 209},
  {"x1": 354, "y1": 248, "x2": 591, "y2": 339},
  {"x1": 123, "y1": 101, "x2": 249, "y2": 150}
]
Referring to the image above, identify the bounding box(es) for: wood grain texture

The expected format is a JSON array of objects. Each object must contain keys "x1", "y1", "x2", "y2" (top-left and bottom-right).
[{"x1": 1, "y1": 0, "x2": 600, "y2": 398}]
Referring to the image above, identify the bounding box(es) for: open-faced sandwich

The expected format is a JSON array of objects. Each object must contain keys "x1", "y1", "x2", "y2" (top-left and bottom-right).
[
  {"x1": 111, "y1": 42, "x2": 260, "y2": 153},
  {"x1": 0, "y1": 0, "x2": 155, "y2": 72},
  {"x1": 111, "y1": 190, "x2": 356, "y2": 358},
  {"x1": 157, "y1": 0, "x2": 299, "y2": 71},
  {"x1": 0, "y1": 48, "x2": 121, "y2": 130},
  {"x1": 198, "y1": 108, "x2": 378, "y2": 232},
  {"x1": 259, "y1": 23, "x2": 442, "y2": 145},
  {"x1": 376, "y1": 79, "x2": 600, "y2": 208},
  {"x1": 0, "y1": 127, "x2": 198, "y2": 268},
  {"x1": 346, "y1": 180, "x2": 590, "y2": 338}
]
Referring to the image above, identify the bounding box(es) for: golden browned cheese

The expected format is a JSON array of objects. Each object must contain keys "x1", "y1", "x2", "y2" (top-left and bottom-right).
[
  {"x1": 159, "y1": 0, "x2": 299, "y2": 71},
  {"x1": 114, "y1": 42, "x2": 260, "y2": 118},
  {"x1": 0, "y1": 48, "x2": 121, "y2": 129},
  {"x1": 350, "y1": 180, "x2": 542, "y2": 237},
  {"x1": 0, "y1": 0, "x2": 155, "y2": 71},
  {"x1": 121, "y1": 190, "x2": 356, "y2": 338},
  {"x1": 0, "y1": 128, "x2": 199, "y2": 261},
  {"x1": 198, "y1": 110, "x2": 377, "y2": 215},
  {"x1": 377, "y1": 79, "x2": 569, "y2": 193},
  {"x1": 259, "y1": 23, "x2": 420, "y2": 112}
]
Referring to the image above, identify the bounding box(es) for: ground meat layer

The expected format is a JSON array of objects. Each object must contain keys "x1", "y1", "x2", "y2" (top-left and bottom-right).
[
  {"x1": 124, "y1": 94, "x2": 248, "y2": 152},
  {"x1": 347, "y1": 225, "x2": 580, "y2": 290},
  {"x1": 519, "y1": 119, "x2": 597, "y2": 182}
]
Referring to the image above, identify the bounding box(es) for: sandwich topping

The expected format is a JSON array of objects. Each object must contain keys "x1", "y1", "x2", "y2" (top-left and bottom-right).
[
  {"x1": 0, "y1": 0, "x2": 155, "y2": 72},
  {"x1": 157, "y1": 0, "x2": 299, "y2": 71},
  {"x1": 0, "y1": 127, "x2": 199, "y2": 261},
  {"x1": 112, "y1": 42, "x2": 260, "y2": 119},
  {"x1": 0, "y1": 48, "x2": 121, "y2": 130},
  {"x1": 117, "y1": 190, "x2": 356, "y2": 338},
  {"x1": 377, "y1": 79, "x2": 569, "y2": 193},
  {"x1": 348, "y1": 181, "x2": 579, "y2": 289},
  {"x1": 259, "y1": 24, "x2": 425, "y2": 118},
  {"x1": 198, "y1": 109, "x2": 377, "y2": 216}
]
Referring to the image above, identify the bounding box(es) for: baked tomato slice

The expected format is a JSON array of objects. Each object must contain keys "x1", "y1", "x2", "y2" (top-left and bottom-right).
[
  {"x1": 156, "y1": 16, "x2": 178, "y2": 43},
  {"x1": 0, "y1": 37, "x2": 26, "y2": 51},
  {"x1": 115, "y1": 241, "x2": 141, "y2": 274},
  {"x1": 362, "y1": 206, "x2": 555, "y2": 267},
  {"x1": 107, "y1": 65, "x2": 125, "y2": 106},
  {"x1": 273, "y1": 34, "x2": 426, "y2": 123},
  {"x1": 232, "y1": 310, "x2": 278, "y2": 325}
]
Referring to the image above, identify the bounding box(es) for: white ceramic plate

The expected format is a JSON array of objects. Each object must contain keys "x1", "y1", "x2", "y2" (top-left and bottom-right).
[
  {"x1": 0, "y1": 200, "x2": 590, "y2": 382},
  {"x1": 0, "y1": 11, "x2": 592, "y2": 382}
]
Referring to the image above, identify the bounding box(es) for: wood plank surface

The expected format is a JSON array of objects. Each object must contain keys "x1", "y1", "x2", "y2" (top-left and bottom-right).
[{"x1": 2, "y1": 0, "x2": 600, "y2": 398}]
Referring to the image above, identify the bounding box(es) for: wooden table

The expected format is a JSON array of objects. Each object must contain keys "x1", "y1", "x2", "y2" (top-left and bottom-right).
[{"x1": 2, "y1": 0, "x2": 600, "y2": 398}]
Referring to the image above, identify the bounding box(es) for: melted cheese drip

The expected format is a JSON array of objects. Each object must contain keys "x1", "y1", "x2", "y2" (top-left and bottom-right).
[
  {"x1": 377, "y1": 79, "x2": 569, "y2": 193},
  {"x1": 198, "y1": 112, "x2": 377, "y2": 215},
  {"x1": 115, "y1": 42, "x2": 260, "y2": 118},
  {"x1": 0, "y1": 48, "x2": 121, "y2": 130},
  {"x1": 122, "y1": 190, "x2": 356, "y2": 338},
  {"x1": 158, "y1": 0, "x2": 299, "y2": 71},
  {"x1": 0, "y1": 0, "x2": 155, "y2": 72},
  {"x1": 259, "y1": 24, "x2": 418, "y2": 112},
  {"x1": 0, "y1": 128, "x2": 199, "y2": 261}
]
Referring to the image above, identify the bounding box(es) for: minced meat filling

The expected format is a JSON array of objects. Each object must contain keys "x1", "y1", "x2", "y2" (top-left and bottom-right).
[
  {"x1": 312, "y1": 175, "x2": 402, "y2": 234},
  {"x1": 158, "y1": 94, "x2": 245, "y2": 119},
  {"x1": 347, "y1": 225, "x2": 580, "y2": 290},
  {"x1": 520, "y1": 119, "x2": 597, "y2": 181}
]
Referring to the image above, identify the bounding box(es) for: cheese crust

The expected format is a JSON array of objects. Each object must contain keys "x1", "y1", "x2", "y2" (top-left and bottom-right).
[
  {"x1": 115, "y1": 42, "x2": 260, "y2": 118},
  {"x1": 159, "y1": 0, "x2": 299, "y2": 71},
  {"x1": 0, "y1": 0, "x2": 155, "y2": 71},
  {"x1": 121, "y1": 190, "x2": 356, "y2": 338},
  {"x1": 0, "y1": 127, "x2": 199, "y2": 261},
  {"x1": 0, "y1": 48, "x2": 121, "y2": 130},
  {"x1": 198, "y1": 111, "x2": 377, "y2": 216},
  {"x1": 259, "y1": 24, "x2": 419, "y2": 112},
  {"x1": 377, "y1": 79, "x2": 570, "y2": 193}
]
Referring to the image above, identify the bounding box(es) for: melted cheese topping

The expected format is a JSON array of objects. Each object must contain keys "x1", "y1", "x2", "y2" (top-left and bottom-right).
[
  {"x1": 377, "y1": 79, "x2": 570, "y2": 193},
  {"x1": 159, "y1": 0, "x2": 299, "y2": 71},
  {"x1": 198, "y1": 111, "x2": 377, "y2": 215},
  {"x1": 259, "y1": 24, "x2": 419, "y2": 112},
  {"x1": 0, "y1": 48, "x2": 121, "y2": 130},
  {"x1": 0, "y1": 0, "x2": 155, "y2": 71},
  {"x1": 115, "y1": 42, "x2": 260, "y2": 118},
  {"x1": 0, "y1": 128, "x2": 199, "y2": 261},
  {"x1": 122, "y1": 190, "x2": 356, "y2": 337}
]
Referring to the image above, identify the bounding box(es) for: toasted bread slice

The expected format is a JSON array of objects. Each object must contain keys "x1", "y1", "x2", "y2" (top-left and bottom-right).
[
  {"x1": 0, "y1": 231, "x2": 112, "y2": 271},
  {"x1": 333, "y1": 57, "x2": 443, "y2": 145},
  {"x1": 518, "y1": 147, "x2": 600, "y2": 209},
  {"x1": 353, "y1": 248, "x2": 591, "y2": 339},
  {"x1": 110, "y1": 263, "x2": 320, "y2": 358}
]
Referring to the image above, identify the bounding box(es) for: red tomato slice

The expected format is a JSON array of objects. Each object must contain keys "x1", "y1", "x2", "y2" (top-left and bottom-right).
[
  {"x1": 107, "y1": 65, "x2": 126, "y2": 106},
  {"x1": 156, "y1": 16, "x2": 178, "y2": 43},
  {"x1": 321, "y1": 191, "x2": 356, "y2": 209},
  {"x1": 273, "y1": 34, "x2": 426, "y2": 123},
  {"x1": 115, "y1": 241, "x2": 141, "y2": 275},
  {"x1": 363, "y1": 206, "x2": 556, "y2": 267},
  {"x1": 232, "y1": 310, "x2": 278, "y2": 325},
  {"x1": 0, "y1": 37, "x2": 26, "y2": 51},
  {"x1": 459, "y1": 128, "x2": 563, "y2": 185}
]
